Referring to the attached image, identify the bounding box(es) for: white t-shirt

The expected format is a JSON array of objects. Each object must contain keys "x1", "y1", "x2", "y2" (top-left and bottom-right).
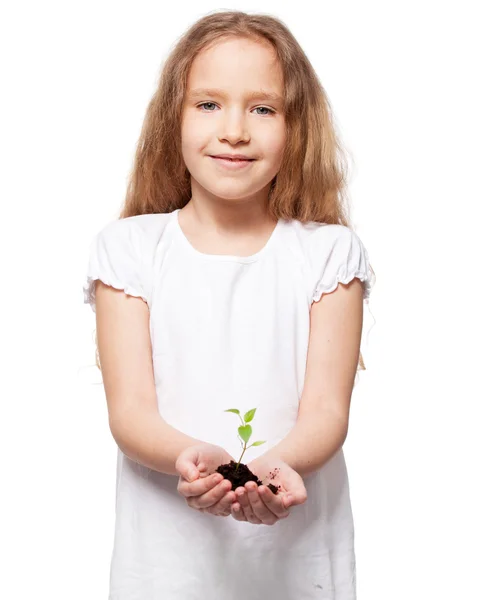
[{"x1": 83, "y1": 208, "x2": 372, "y2": 600}]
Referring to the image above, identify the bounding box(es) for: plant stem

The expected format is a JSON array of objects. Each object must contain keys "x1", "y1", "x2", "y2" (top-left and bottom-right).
[{"x1": 235, "y1": 444, "x2": 247, "y2": 472}]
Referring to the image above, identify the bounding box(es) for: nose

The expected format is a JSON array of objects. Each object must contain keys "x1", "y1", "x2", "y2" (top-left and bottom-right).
[{"x1": 218, "y1": 108, "x2": 250, "y2": 144}]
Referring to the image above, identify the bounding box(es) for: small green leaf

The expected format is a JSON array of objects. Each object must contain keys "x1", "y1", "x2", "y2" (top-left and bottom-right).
[
  {"x1": 238, "y1": 424, "x2": 252, "y2": 443},
  {"x1": 250, "y1": 440, "x2": 266, "y2": 447},
  {"x1": 225, "y1": 409, "x2": 240, "y2": 415},
  {"x1": 244, "y1": 408, "x2": 257, "y2": 423}
]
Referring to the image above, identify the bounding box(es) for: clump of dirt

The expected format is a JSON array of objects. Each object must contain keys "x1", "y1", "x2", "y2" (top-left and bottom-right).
[{"x1": 216, "y1": 461, "x2": 280, "y2": 495}]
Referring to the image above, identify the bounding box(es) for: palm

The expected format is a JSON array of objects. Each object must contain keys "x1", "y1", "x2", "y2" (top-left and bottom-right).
[
  {"x1": 248, "y1": 456, "x2": 304, "y2": 499},
  {"x1": 184, "y1": 443, "x2": 234, "y2": 478}
]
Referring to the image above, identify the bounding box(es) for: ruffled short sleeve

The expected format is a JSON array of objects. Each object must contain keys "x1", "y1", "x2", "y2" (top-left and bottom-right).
[
  {"x1": 82, "y1": 218, "x2": 150, "y2": 313},
  {"x1": 310, "y1": 224, "x2": 373, "y2": 304}
]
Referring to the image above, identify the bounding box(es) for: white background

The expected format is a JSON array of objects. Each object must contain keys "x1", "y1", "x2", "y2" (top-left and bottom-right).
[{"x1": 1, "y1": 1, "x2": 497, "y2": 598}]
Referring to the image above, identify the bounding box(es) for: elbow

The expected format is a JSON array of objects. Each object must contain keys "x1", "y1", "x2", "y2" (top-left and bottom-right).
[
  {"x1": 299, "y1": 405, "x2": 349, "y2": 435},
  {"x1": 108, "y1": 409, "x2": 141, "y2": 453},
  {"x1": 108, "y1": 416, "x2": 130, "y2": 455}
]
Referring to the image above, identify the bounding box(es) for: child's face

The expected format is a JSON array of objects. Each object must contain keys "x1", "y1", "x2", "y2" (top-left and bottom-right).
[{"x1": 181, "y1": 36, "x2": 286, "y2": 205}]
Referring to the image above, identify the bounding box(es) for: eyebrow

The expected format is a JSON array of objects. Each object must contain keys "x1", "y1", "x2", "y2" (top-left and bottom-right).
[{"x1": 188, "y1": 87, "x2": 283, "y2": 104}]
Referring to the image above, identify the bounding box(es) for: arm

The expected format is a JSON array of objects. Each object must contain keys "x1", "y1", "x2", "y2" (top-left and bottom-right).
[
  {"x1": 264, "y1": 278, "x2": 365, "y2": 478},
  {"x1": 95, "y1": 280, "x2": 200, "y2": 475}
]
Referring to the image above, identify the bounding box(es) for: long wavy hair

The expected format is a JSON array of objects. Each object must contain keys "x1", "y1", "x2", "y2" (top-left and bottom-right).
[{"x1": 94, "y1": 9, "x2": 375, "y2": 372}]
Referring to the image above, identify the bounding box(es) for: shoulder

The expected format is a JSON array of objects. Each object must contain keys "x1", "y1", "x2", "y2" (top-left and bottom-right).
[
  {"x1": 298, "y1": 219, "x2": 354, "y2": 245},
  {"x1": 83, "y1": 212, "x2": 178, "y2": 312},
  {"x1": 90, "y1": 211, "x2": 177, "y2": 259},
  {"x1": 94, "y1": 211, "x2": 175, "y2": 242},
  {"x1": 281, "y1": 218, "x2": 363, "y2": 262},
  {"x1": 279, "y1": 218, "x2": 372, "y2": 303}
]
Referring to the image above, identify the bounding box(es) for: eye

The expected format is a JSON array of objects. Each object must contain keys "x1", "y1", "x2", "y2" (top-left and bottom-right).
[
  {"x1": 253, "y1": 106, "x2": 275, "y2": 116},
  {"x1": 196, "y1": 102, "x2": 276, "y2": 116},
  {"x1": 197, "y1": 102, "x2": 218, "y2": 111}
]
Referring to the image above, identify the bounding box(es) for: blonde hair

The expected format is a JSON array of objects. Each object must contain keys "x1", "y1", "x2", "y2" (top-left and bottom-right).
[{"x1": 95, "y1": 9, "x2": 375, "y2": 372}]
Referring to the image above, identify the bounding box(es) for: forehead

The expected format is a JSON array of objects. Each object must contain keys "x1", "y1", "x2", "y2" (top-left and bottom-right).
[{"x1": 187, "y1": 37, "x2": 283, "y2": 98}]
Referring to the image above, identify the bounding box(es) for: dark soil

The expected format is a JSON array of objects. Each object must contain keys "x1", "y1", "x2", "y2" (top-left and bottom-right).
[{"x1": 216, "y1": 460, "x2": 280, "y2": 495}]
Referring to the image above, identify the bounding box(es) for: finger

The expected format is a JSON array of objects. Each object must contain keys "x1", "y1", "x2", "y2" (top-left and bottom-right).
[
  {"x1": 283, "y1": 483, "x2": 308, "y2": 508},
  {"x1": 283, "y1": 492, "x2": 307, "y2": 509},
  {"x1": 205, "y1": 490, "x2": 236, "y2": 517},
  {"x1": 245, "y1": 482, "x2": 278, "y2": 525},
  {"x1": 258, "y1": 485, "x2": 290, "y2": 519},
  {"x1": 198, "y1": 463, "x2": 210, "y2": 477},
  {"x1": 188, "y1": 479, "x2": 233, "y2": 510},
  {"x1": 175, "y1": 452, "x2": 200, "y2": 483},
  {"x1": 230, "y1": 502, "x2": 247, "y2": 522},
  {"x1": 235, "y1": 486, "x2": 261, "y2": 524},
  {"x1": 179, "y1": 473, "x2": 223, "y2": 498}
]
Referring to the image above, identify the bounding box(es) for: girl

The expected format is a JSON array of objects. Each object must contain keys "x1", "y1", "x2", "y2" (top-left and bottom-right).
[{"x1": 83, "y1": 10, "x2": 374, "y2": 600}]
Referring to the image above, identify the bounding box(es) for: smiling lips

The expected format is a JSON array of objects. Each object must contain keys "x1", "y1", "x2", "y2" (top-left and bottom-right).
[
  {"x1": 210, "y1": 155, "x2": 255, "y2": 169},
  {"x1": 212, "y1": 153, "x2": 255, "y2": 160}
]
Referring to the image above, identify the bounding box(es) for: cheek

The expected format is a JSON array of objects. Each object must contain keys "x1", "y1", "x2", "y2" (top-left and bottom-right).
[
  {"x1": 182, "y1": 134, "x2": 200, "y2": 153},
  {"x1": 181, "y1": 115, "x2": 210, "y2": 152},
  {"x1": 264, "y1": 128, "x2": 286, "y2": 163}
]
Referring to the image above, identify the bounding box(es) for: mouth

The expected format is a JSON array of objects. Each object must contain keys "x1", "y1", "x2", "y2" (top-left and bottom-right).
[
  {"x1": 210, "y1": 156, "x2": 255, "y2": 162},
  {"x1": 210, "y1": 156, "x2": 256, "y2": 169}
]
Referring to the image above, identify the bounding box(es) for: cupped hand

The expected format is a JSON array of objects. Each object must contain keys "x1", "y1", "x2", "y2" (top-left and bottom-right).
[
  {"x1": 231, "y1": 456, "x2": 307, "y2": 526},
  {"x1": 175, "y1": 443, "x2": 236, "y2": 517}
]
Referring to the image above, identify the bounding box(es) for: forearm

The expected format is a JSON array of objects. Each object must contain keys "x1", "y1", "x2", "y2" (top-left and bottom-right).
[
  {"x1": 110, "y1": 409, "x2": 201, "y2": 476},
  {"x1": 265, "y1": 411, "x2": 348, "y2": 478}
]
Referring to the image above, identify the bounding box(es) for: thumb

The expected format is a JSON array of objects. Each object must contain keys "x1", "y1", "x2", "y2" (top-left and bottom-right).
[
  {"x1": 285, "y1": 477, "x2": 308, "y2": 507},
  {"x1": 291, "y1": 485, "x2": 308, "y2": 506},
  {"x1": 175, "y1": 448, "x2": 200, "y2": 482}
]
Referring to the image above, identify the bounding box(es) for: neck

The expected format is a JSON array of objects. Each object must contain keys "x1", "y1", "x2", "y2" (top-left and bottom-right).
[{"x1": 181, "y1": 189, "x2": 276, "y2": 235}]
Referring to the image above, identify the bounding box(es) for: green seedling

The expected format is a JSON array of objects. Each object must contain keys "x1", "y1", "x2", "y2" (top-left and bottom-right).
[{"x1": 224, "y1": 408, "x2": 266, "y2": 473}]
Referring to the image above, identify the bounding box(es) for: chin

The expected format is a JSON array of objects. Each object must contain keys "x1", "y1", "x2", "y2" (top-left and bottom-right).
[
  {"x1": 208, "y1": 190, "x2": 258, "y2": 202},
  {"x1": 198, "y1": 181, "x2": 262, "y2": 201}
]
